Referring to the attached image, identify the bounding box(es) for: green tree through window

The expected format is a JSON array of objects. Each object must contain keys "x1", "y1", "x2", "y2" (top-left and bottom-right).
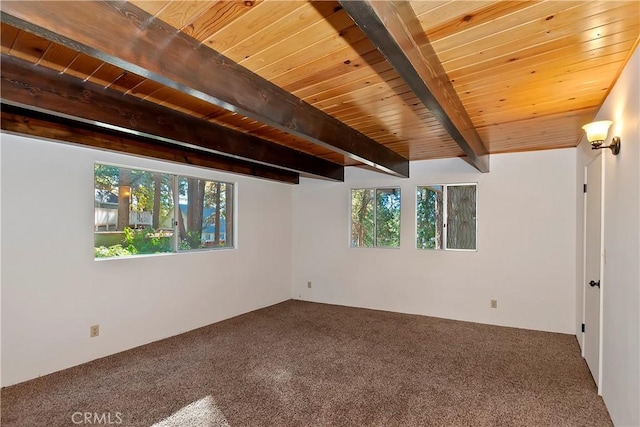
[
  {"x1": 417, "y1": 184, "x2": 476, "y2": 250},
  {"x1": 416, "y1": 185, "x2": 443, "y2": 249},
  {"x1": 351, "y1": 188, "x2": 400, "y2": 248},
  {"x1": 94, "y1": 163, "x2": 234, "y2": 258}
]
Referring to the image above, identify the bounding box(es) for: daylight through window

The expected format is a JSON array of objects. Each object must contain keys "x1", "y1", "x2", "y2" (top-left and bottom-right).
[
  {"x1": 416, "y1": 184, "x2": 476, "y2": 251},
  {"x1": 351, "y1": 188, "x2": 401, "y2": 248},
  {"x1": 94, "y1": 164, "x2": 234, "y2": 258}
]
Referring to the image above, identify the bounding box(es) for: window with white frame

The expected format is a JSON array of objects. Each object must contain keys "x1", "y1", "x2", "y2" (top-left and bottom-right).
[
  {"x1": 416, "y1": 184, "x2": 476, "y2": 250},
  {"x1": 350, "y1": 187, "x2": 401, "y2": 248},
  {"x1": 94, "y1": 163, "x2": 234, "y2": 258}
]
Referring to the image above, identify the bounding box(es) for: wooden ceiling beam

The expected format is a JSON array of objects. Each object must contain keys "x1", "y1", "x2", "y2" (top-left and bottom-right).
[
  {"x1": 0, "y1": 54, "x2": 342, "y2": 181},
  {"x1": 339, "y1": 1, "x2": 490, "y2": 172},
  {"x1": 1, "y1": 2, "x2": 409, "y2": 177},
  {"x1": 1, "y1": 103, "x2": 300, "y2": 184}
]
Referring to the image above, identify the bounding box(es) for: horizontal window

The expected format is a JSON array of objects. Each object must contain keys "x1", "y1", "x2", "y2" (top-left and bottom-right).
[
  {"x1": 94, "y1": 164, "x2": 233, "y2": 259},
  {"x1": 416, "y1": 184, "x2": 476, "y2": 251},
  {"x1": 351, "y1": 187, "x2": 400, "y2": 248}
]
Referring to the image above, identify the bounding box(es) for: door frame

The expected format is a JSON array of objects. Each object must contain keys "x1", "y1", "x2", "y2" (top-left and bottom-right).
[{"x1": 582, "y1": 154, "x2": 605, "y2": 395}]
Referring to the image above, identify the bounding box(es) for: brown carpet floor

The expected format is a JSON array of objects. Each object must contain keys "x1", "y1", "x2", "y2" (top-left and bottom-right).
[{"x1": 1, "y1": 300, "x2": 612, "y2": 426}]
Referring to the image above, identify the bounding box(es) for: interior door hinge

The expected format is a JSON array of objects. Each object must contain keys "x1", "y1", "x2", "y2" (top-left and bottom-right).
[
  {"x1": 583, "y1": 184, "x2": 587, "y2": 193},
  {"x1": 581, "y1": 323, "x2": 585, "y2": 333}
]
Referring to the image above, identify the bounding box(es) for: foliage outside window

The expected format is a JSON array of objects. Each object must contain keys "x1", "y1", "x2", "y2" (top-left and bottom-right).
[
  {"x1": 351, "y1": 188, "x2": 400, "y2": 248},
  {"x1": 416, "y1": 184, "x2": 476, "y2": 250},
  {"x1": 94, "y1": 164, "x2": 233, "y2": 258}
]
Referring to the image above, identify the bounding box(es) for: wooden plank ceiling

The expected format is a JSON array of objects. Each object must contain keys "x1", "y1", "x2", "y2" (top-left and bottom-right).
[{"x1": 1, "y1": 0, "x2": 638, "y2": 183}]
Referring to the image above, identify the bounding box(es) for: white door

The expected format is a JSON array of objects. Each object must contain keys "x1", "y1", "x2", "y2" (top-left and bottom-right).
[{"x1": 584, "y1": 156, "x2": 603, "y2": 389}]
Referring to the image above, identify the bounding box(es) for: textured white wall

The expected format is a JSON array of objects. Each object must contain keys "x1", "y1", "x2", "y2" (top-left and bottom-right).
[
  {"x1": 292, "y1": 149, "x2": 577, "y2": 334},
  {"x1": 0, "y1": 137, "x2": 2, "y2": 389},
  {"x1": 0, "y1": 133, "x2": 293, "y2": 386},
  {"x1": 583, "y1": 46, "x2": 639, "y2": 427}
]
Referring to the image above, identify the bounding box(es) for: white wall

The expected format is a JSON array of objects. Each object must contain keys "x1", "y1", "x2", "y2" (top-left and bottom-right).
[
  {"x1": 292, "y1": 149, "x2": 577, "y2": 334},
  {"x1": 0, "y1": 135, "x2": 3, "y2": 389},
  {"x1": 576, "y1": 46, "x2": 639, "y2": 427},
  {"x1": 0, "y1": 133, "x2": 293, "y2": 386}
]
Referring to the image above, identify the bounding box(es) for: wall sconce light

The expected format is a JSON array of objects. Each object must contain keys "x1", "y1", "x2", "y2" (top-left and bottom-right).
[
  {"x1": 120, "y1": 185, "x2": 131, "y2": 198},
  {"x1": 582, "y1": 120, "x2": 621, "y2": 155}
]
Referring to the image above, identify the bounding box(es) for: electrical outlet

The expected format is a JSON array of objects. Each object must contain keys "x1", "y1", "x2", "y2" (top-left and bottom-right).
[
  {"x1": 90, "y1": 324, "x2": 100, "y2": 337},
  {"x1": 490, "y1": 299, "x2": 498, "y2": 309},
  {"x1": 307, "y1": 281, "x2": 312, "y2": 288}
]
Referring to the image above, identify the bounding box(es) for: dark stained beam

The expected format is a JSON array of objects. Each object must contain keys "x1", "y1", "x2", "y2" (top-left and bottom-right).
[
  {"x1": 1, "y1": 103, "x2": 300, "y2": 184},
  {"x1": 0, "y1": 54, "x2": 342, "y2": 181},
  {"x1": 339, "y1": 1, "x2": 490, "y2": 172},
  {"x1": 1, "y1": 2, "x2": 409, "y2": 177}
]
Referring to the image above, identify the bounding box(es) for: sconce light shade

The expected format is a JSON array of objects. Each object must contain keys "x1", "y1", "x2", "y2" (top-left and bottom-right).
[
  {"x1": 582, "y1": 120, "x2": 620, "y2": 155},
  {"x1": 582, "y1": 120, "x2": 612, "y2": 146},
  {"x1": 120, "y1": 185, "x2": 131, "y2": 198}
]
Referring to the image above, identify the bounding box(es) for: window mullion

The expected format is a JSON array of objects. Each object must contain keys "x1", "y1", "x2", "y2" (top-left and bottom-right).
[
  {"x1": 373, "y1": 190, "x2": 377, "y2": 247},
  {"x1": 173, "y1": 175, "x2": 179, "y2": 253},
  {"x1": 443, "y1": 185, "x2": 448, "y2": 250}
]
